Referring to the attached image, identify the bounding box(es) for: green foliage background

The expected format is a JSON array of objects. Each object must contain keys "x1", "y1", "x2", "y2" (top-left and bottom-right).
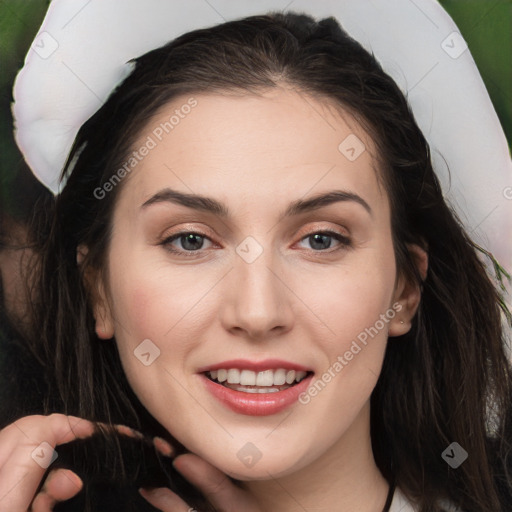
[{"x1": 0, "y1": 0, "x2": 511, "y2": 214}]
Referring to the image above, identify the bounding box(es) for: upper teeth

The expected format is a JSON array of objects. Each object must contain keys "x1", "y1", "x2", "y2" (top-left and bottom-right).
[{"x1": 208, "y1": 368, "x2": 308, "y2": 386}]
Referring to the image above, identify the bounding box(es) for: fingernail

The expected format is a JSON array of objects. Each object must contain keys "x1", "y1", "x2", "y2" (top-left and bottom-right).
[
  {"x1": 153, "y1": 436, "x2": 174, "y2": 457},
  {"x1": 117, "y1": 425, "x2": 144, "y2": 439},
  {"x1": 62, "y1": 469, "x2": 83, "y2": 489},
  {"x1": 129, "y1": 427, "x2": 145, "y2": 439}
]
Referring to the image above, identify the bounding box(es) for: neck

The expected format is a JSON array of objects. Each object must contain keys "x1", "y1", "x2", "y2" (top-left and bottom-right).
[{"x1": 238, "y1": 402, "x2": 391, "y2": 512}]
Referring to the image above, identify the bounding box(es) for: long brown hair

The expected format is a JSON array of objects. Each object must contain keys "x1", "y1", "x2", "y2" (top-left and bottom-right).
[{"x1": 6, "y1": 10, "x2": 512, "y2": 512}]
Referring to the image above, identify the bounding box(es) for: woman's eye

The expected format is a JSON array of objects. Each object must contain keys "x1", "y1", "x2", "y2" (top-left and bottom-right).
[
  {"x1": 297, "y1": 231, "x2": 352, "y2": 252},
  {"x1": 161, "y1": 232, "x2": 213, "y2": 256}
]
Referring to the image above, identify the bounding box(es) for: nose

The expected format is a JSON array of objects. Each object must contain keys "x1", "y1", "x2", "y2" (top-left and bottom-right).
[{"x1": 220, "y1": 244, "x2": 294, "y2": 341}]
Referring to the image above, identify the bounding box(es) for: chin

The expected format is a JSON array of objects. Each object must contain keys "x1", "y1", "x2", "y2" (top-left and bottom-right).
[{"x1": 216, "y1": 451, "x2": 311, "y2": 481}]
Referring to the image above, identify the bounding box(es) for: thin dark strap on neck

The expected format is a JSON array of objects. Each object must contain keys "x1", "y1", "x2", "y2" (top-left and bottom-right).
[{"x1": 381, "y1": 478, "x2": 396, "y2": 512}]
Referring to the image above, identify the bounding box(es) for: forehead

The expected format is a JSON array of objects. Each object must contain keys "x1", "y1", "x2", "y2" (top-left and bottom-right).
[{"x1": 116, "y1": 87, "x2": 387, "y2": 217}]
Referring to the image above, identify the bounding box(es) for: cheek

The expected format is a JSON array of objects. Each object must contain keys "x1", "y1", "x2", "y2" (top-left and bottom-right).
[
  {"x1": 107, "y1": 257, "x2": 207, "y2": 372},
  {"x1": 301, "y1": 249, "x2": 397, "y2": 398},
  {"x1": 107, "y1": 274, "x2": 189, "y2": 414},
  {"x1": 127, "y1": 287, "x2": 155, "y2": 332},
  {"x1": 108, "y1": 245, "x2": 179, "y2": 338},
  {"x1": 306, "y1": 255, "x2": 395, "y2": 338},
  {"x1": 109, "y1": 271, "x2": 159, "y2": 341}
]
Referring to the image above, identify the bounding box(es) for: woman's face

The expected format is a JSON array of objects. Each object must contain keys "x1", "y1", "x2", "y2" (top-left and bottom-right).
[{"x1": 93, "y1": 87, "x2": 423, "y2": 480}]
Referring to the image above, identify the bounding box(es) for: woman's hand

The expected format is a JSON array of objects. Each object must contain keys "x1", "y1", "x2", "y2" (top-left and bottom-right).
[
  {"x1": 0, "y1": 413, "x2": 263, "y2": 512},
  {"x1": 139, "y1": 451, "x2": 264, "y2": 512},
  {"x1": 0, "y1": 414, "x2": 145, "y2": 512}
]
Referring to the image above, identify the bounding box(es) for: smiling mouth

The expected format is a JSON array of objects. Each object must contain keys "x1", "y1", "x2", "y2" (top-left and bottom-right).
[{"x1": 203, "y1": 368, "x2": 314, "y2": 393}]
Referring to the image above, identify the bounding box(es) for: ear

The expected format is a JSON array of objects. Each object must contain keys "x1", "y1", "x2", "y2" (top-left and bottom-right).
[
  {"x1": 77, "y1": 244, "x2": 115, "y2": 340},
  {"x1": 388, "y1": 243, "x2": 428, "y2": 337}
]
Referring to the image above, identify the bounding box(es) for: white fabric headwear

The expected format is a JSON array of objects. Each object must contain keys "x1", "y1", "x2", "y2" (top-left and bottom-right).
[{"x1": 11, "y1": 0, "x2": 512, "y2": 278}]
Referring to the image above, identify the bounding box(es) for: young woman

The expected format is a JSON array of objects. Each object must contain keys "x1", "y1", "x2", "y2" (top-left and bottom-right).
[{"x1": 1, "y1": 9, "x2": 511, "y2": 512}]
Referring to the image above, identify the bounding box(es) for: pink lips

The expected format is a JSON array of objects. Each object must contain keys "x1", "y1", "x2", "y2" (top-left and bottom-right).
[
  {"x1": 197, "y1": 358, "x2": 314, "y2": 416},
  {"x1": 200, "y1": 373, "x2": 314, "y2": 416}
]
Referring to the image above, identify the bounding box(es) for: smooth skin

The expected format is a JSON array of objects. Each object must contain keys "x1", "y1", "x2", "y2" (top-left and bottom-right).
[
  {"x1": 90, "y1": 86, "x2": 427, "y2": 511},
  {"x1": 1, "y1": 85, "x2": 427, "y2": 512}
]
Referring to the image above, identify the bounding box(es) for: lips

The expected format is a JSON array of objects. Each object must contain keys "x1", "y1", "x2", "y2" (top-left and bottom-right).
[
  {"x1": 196, "y1": 358, "x2": 315, "y2": 416},
  {"x1": 199, "y1": 371, "x2": 315, "y2": 415}
]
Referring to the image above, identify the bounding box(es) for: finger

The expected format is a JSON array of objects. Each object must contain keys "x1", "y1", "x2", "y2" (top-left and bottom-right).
[
  {"x1": 0, "y1": 415, "x2": 96, "y2": 512},
  {"x1": 38, "y1": 469, "x2": 83, "y2": 506},
  {"x1": 0, "y1": 414, "x2": 147, "y2": 512},
  {"x1": 110, "y1": 424, "x2": 151, "y2": 441},
  {"x1": 31, "y1": 469, "x2": 83, "y2": 512},
  {"x1": 30, "y1": 491, "x2": 55, "y2": 512},
  {"x1": 0, "y1": 415, "x2": 95, "y2": 467},
  {"x1": 153, "y1": 437, "x2": 174, "y2": 458},
  {"x1": 172, "y1": 454, "x2": 258, "y2": 511},
  {"x1": 138, "y1": 487, "x2": 192, "y2": 512},
  {"x1": 0, "y1": 416, "x2": 145, "y2": 467}
]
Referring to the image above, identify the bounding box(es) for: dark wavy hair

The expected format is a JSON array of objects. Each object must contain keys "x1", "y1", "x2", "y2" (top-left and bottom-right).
[{"x1": 5, "y1": 10, "x2": 512, "y2": 512}]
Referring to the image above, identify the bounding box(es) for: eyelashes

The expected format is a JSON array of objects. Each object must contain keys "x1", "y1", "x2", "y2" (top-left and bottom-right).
[
  {"x1": 296, "y1": 230, "x2": 352, "y2": 251},
  {"x1": 159, "y1": 229, "x2": 352, "y2": 258},
  {"x1": 162, "y1": 232, "x2": 213, "y2": 254}
]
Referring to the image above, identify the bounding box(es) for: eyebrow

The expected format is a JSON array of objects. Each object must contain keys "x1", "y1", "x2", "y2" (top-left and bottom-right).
[{"x1": 141, "y1": 187, "x2": 372, "y2": 219}]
